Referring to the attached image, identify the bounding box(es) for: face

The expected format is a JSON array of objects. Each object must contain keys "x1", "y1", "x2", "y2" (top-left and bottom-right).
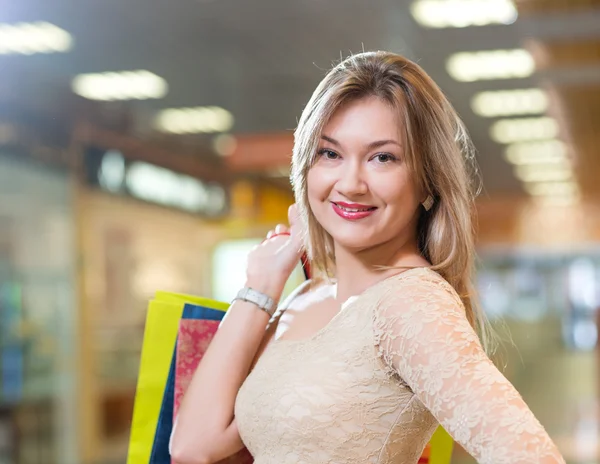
[{"x1": 307, "y1": 96, "x2": 424, "y2": 253}]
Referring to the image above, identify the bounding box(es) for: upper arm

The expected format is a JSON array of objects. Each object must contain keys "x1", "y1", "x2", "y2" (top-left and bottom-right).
[
  {"x1": 373, "y1": 275, "x2": 565, "y2": 464},
  {"x1": 249, "y1": 312, "x2": 282, "y2": 371},
  {"x1": 178, "y1": 307, "x2": 288, "y2": 463}
]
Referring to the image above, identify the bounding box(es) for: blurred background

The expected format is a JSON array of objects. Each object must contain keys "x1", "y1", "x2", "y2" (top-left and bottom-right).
[{"x1": 0, "y1": 0, "x2": 599, "y2": 463}]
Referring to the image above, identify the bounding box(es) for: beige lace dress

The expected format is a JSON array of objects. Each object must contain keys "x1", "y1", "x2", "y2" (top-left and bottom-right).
[{"x1": 234, "y1": 268, "x2": 564, "y2": 464}]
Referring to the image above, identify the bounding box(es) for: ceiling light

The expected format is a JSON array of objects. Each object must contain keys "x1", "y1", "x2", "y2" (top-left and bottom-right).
[
  {"x1": 524, "y1": 181, "x2": 579, "y2": 197},
  {"x1": 0, "y1": 21, "x2": 73, "y2": 55},
  {"x1": 472, "y1": 88, "x2": 549, "y2": 117},
  {"x1": 447, "y1": 49, "x2": 535, "y2": 82},
  {"x1": 505, "y1": 140, "x2": 568, "y2": 166},
  {"x1": 505, "y1": 150, "x2": 567, "y2": 166},
  {"x1": 515, "y1": 164, "x2": 573, "y2": 183},
  {"x1": 534, "y1": 194, "x2": 580, "y2": 206},
  {"x1": 411, "y1": 0, "x2": 517, "y2": 28},
  {"x1": 212, "y1": 134, "x2": 237, "y2": 156},
  {"x1": 491, "y1": 117, "x2": 559, "y2": 144},
  {"x1": 526, "y1": 181, "x2": 581, "y2": 205},
  {"x1": 155, "y1": 107, "x2": 234, "y2": 134},
  {"x1": 514, "y1": 158, "x2": 571, "y2": 171},
  {"x1": 72, "y1": 70, "x2": 168, "y2": 101}
]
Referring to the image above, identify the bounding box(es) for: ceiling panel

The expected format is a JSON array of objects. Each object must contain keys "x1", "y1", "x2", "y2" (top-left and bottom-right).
[
  {"x1": 1, "y1": 0, "x2": 600, "y2": 197},
  {"x1": 515, "y1": 0, "x2": 600, "y2": 15},
  {"x1": 525, "y1": 34, "x2": 600, "y2": 197},
  {"x1": 552, "y1": 83, "x2": 600, "y2": 196}
]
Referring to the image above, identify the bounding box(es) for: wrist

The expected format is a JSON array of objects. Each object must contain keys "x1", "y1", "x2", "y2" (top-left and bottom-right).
[
  {"x1": 243, "y1": 278, "x2": 284, "y2": 302},
  {"x1": 234, "y1": 286, "x2": 278, "y2": 317}
]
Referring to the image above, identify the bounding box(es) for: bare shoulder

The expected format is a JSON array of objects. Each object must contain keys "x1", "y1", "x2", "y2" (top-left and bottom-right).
[
  {"x1": 275, "y1": 278, "x2": 336, "y2": 332},
  {"x1": 249, "y1": 279, "x2": 334, "y2": 369},
  {"x1": 285, "y1": 277, "x2": 334, "y2": 309}
]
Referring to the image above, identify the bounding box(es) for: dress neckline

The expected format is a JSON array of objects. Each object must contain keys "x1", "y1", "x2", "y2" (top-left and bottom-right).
[{"x1": 273, "y1": 266, "x2": 434, "y2": 345}]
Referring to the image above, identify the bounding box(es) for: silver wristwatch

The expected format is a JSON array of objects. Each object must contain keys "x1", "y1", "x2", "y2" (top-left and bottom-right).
[{"x1": 233, "y1": 287, "x2": 276, "y2": 317}]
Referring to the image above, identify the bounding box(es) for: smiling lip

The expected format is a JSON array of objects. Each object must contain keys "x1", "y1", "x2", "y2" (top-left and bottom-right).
[{"x1": 331, "y1": 201, "x2": 377, "y2": 220}]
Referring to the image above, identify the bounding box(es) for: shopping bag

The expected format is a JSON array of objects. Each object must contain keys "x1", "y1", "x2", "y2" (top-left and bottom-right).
[
  {"x1": 173, "y1": 316, "x2": 253, "y2": 463},
  {"x1": 150, "y1": 304, "x2": 227, "y2": 464},
  {"x1": 429, "y1": 426, "x2": 454, "y2": 464},
  {"x1": 172, "y1": 310, "x2": 222, "y2": 421},
  {"x1": 149, "y1": 341, "x2": 178, "y2": 464},
  {"x1": 127, "y1": 292, "x2": 228, "y2": 464}
]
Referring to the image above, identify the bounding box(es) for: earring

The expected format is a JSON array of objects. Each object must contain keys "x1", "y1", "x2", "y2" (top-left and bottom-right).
[{"x1": 422, "y1": 195, "x2": 434, "y2": 212}]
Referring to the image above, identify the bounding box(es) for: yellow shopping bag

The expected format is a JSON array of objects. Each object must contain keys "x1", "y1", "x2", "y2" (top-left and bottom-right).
[
  {"x1": 127, "y1": 292, "x2": 228, "y2": 464},
  {"x1": 428, "y1": 426, "x2": 454, "y2": 463}
]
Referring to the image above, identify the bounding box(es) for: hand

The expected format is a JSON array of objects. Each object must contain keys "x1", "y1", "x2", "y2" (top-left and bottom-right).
[{"x1": 245, "y1": 204, "x2": 304, "y2": 299}]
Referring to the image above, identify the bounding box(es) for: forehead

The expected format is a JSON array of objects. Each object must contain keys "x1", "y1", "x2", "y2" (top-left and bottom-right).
[{"x1": 322, "y1": 96, "x2": 403, "y2": 142}]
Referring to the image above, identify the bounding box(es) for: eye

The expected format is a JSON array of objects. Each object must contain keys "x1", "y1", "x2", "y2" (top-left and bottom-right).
[
  {"x1": 317, "y1": 149, "x2": 340, "y2": 160},
  {"x1": 372, "y1": 153, "x2": 398, "y2": 163}
]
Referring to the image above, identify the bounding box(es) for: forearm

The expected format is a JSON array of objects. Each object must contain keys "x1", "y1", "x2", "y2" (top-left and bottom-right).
[
  {"x1": 170, "y1": 209, "x2": 301, "y2": 463},
  {"x1": 170, "y1": 290, "x2": 276, "y2": 460}
]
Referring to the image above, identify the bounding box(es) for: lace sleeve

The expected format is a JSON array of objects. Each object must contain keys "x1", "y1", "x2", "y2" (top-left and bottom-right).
[{"x1": 373, "y1": 272, "x2": 565, "y2": 464}]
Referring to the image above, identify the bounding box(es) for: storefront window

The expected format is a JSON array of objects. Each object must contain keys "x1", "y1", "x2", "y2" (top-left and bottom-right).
[
  {"x1": 452, "y1": 249, "x2": 599, "y2": 463},
  {"x1": 0, "y1": 155, "x2": 77, "y2": 464},
  {"x1": 212, "y1": 239, "x2": 306, "y2": 304}
]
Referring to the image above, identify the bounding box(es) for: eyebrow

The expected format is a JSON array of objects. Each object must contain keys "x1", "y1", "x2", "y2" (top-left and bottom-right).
[{"x1": 320, "y1": 135, "x2": 402, "y2": 150}]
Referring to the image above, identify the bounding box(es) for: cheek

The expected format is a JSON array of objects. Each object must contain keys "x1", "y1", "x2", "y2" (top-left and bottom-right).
[
  {"x1": 307, "y1": 168, "x2": 328, "y2": 201},
  {"x1": 372, "y1": 172, "x2": 417, "y2": 205},
  {"x1": 306, "y1": 171, "x2": 320, "y2": 214},
  {"x1": 306, "y1": 170, "x2": 333, "y2": 227}
]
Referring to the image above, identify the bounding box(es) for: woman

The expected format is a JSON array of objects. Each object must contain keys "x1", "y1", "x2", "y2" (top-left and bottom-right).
[{"x1": 170, "y1": 51, "x2": 565, "y2": 464}]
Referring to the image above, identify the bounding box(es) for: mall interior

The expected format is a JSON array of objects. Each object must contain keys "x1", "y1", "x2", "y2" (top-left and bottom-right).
[{"x1": 0, "y1": 0, "x2": 599, "y2": 463}]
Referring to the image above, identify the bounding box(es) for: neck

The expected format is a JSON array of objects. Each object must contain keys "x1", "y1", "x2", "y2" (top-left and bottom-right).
[{"x1": 332, "y1": 232, "x2": 426, "y2": 303}]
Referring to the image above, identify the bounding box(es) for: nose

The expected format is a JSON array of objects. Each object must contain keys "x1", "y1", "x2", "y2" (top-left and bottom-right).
[{"x1": 335, "y1": 160, "x2": 368, "y2": 197}]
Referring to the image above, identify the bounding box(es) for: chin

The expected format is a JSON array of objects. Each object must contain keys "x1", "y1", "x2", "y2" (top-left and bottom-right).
[
  {"x1": 314, "y1": 211, "x2": 376, "y2": 247},
  {"x1": 326, "y1": 227, "x2": 380, "y2": 251}
]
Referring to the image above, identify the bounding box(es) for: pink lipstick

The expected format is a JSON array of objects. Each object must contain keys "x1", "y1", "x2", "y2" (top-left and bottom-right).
[{"x1": 331, "y1": 201, "x2": 377, "y2": 220}]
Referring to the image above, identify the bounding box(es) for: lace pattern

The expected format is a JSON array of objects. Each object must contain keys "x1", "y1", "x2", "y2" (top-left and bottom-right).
[
  {"x1": 373, "y1": 269, "x2": 565, "y2": 464},
  {"x1": 234, "y1": 268, "x2": 564, "y2": 464}
]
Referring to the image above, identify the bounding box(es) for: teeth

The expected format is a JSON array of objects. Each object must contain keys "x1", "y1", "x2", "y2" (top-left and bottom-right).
[{"x1": 337, "y1": 204, "x2": 372, "y2": 212}]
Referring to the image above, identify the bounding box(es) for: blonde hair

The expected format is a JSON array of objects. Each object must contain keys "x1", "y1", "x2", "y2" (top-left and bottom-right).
[{"x1": 291, "y1": 51, "x2": 489, "y2": 347}]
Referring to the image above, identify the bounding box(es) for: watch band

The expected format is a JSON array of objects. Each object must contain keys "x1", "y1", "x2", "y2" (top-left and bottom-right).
[{"x1": 233, "y1": 287, "x2": 276, "y2": 317}]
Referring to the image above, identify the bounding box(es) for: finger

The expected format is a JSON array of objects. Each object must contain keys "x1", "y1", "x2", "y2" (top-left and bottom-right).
[
  {"x1": 266, "y1": 230, "x2": 275, "y2": 239},
  {"x1": 288, "y1": 204, "x2": 302, "y2": 239},
  {"x1": 287, "y1": 204, "x2": 304, "y2": 253},
  {"x1": 274, "y1": 224, "x2": 288, "y2": 235},
  {"x1": 288, "y1": 204, "x2": 299, "y2": 229}
]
